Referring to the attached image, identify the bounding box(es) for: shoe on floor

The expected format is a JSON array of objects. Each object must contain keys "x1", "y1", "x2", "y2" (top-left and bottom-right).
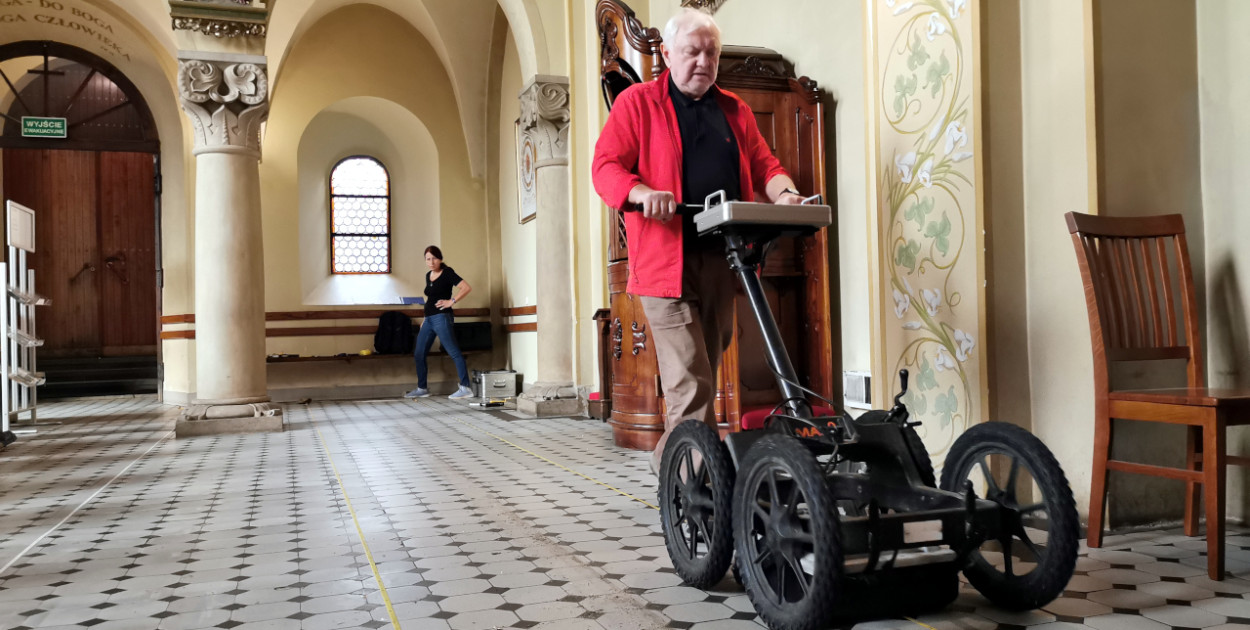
[
  {"x1": 404, "y1": 388, "x2": 430, "y2": 398},
  {"x1": 449, "y1": 386, "x2": 473, "y2": 400}
]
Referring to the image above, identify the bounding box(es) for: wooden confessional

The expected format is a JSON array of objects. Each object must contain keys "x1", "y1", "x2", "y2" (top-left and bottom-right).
[{"x1": 595, "y1": 0, "x2": 837, "y2": 450}]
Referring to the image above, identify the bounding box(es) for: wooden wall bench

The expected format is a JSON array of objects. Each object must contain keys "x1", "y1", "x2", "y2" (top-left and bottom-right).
[{"x1": 160, "y1": 307, "x2": 491, "y2": 343}]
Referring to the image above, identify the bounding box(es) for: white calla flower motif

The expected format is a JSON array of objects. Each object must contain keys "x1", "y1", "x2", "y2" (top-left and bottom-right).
[
  {"x1": 903, "y1": 277, "x2": 914, "y2": 295},
  {"x1": 902, "y1": 321, "x2": 923, "y2": 330},
  {"x1": 896, "y1": 151, "x2": 917, "y2": 183},
  {"x1": 935, "y1": 346, "x2": 956, "y2": 372},
  {"x1": 917, "y1": 158, "x2": 934, "y2": 188},
  {"x1": 949, "y1": 0, "x2": 966, "y2": 19},
  {"x1": 893, "y1": 2, "x2": 915, "y2": 15},
  {"x1": 951, "y1": 151, "x2": 973, "y2": 162},
  {"x1": 921, "y1": 288, "x2": 941, "y2": 316},
  {"x1": 954, "y1": 329, "x2": 976, "y2": 362},
  {"x1": 893, "y1": 288, "x2": 911, "y2": 319},
  {"x1": 929, "y1": 119, "x2": 944, "y2": 142},
  {"x1": 927, "y1": 12, "x2": 948, "y2": 41},
  {"x1": 944, "y1": 121, "x2": 968, "y2": 155}
]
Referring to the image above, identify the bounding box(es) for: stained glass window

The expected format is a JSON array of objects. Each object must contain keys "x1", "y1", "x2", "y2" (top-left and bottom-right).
[{"x1": 330, "y1": 156, "x2": 391, "y2": 274}]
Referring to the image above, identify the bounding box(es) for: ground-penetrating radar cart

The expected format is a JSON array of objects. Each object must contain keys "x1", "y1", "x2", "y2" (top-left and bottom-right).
[{"x1": 655, "y1": 192, "x2": 1079, "y2": 630}]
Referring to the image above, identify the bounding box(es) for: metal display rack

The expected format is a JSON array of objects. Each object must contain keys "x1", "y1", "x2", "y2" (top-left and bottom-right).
[{"x1": 1, "y1": 201, "x2": 48, "y2": 445}]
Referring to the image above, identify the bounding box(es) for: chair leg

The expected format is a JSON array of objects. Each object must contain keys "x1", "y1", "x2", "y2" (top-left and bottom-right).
[
  {"x1": 1185, "y1": 425, "x2": 1202, "y2": 537},
  {"x1": 1087, "y1": 410, "x2": 1112, "y2": 548},
  {"x1": 1203, "y1": 412, "x2": 1226, "y2": 580}
]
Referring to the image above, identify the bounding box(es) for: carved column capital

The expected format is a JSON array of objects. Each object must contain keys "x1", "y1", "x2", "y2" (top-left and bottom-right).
[
  {"x1": 177, "y1": 53, "x2": 268, "y2": 157},
  {"x1": 680, "y1": 0, "x2": 728, "y2": 12},
  {"x1": 519, "y1": 75, "x2": 570, "y2": 167},
  {"x1": 170, "y1": 0, "x2": 273, "y2": 39}
]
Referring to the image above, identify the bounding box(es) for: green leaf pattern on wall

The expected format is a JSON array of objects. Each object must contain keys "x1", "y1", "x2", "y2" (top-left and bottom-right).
[{"x1": 880, "y1": 0, "x2": 975, "y2": 461}]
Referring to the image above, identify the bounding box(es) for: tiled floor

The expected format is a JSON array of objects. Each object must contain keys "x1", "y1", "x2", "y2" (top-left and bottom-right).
[{"x1": 0, "y1": 395, "x2": 1247, "y2": 630}]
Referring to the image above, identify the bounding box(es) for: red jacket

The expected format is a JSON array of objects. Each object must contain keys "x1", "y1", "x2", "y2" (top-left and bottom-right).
[{"x1": 592, "y1": 70, "x2": 789, "y2": 298}]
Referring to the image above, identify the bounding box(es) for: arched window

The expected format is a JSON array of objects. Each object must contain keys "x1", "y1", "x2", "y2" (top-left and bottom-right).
[{"x1": 330, "y1": 156, "x2": 391, "y2": 274}]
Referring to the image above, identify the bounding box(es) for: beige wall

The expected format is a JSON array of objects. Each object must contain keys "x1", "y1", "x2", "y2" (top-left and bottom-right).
[
  {"x1": 571, "y1": 0, "x2": 608, "y2": 389},
  {"x1": 1198, "y1": 0, "x2": 1250, "y2": 523},
  {"x1": 494, "y1": 25, "x2": 539, "y2": 384},
  {"x1": 1018, "y1": 0, "x2": 1099, "y2": 517},
  {"x1": 983, "y1": 0, "x2": 1033, "y2": 439},
  {"x1": 1095, "y1": 0, "x2": 1212, "y2": 525}
]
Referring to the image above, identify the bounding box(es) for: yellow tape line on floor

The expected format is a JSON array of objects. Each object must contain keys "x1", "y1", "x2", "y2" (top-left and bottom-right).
[
  {"x1": 314, "y1": 425, "x2": 402, "y2": 630},
  {"x1": 448, "y1": 415, "x2": 659, "y2": 511}
]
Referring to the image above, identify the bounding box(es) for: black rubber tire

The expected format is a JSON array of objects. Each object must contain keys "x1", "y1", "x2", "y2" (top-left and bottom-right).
[
  {"x1": 939, "y1": 422, "x2": 1079, "y2": 610},
  {"x1": 902, "y1": 424, "x2": 936, "y2": 487},
  {"x1": 658, "y1": 419, "x2": 735, "y2": 589},
  {"x1": 733, "y1": 434, "x2": 842, "y2": 630}
]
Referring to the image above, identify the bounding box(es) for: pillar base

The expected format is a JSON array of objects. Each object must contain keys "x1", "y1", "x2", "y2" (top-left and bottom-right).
[
  {"x1": 516, "y1": 382, "x2": 584, "y2": 418},
  {"x1": 176, "y1": 402, "x2": 284, "y2": 437}
]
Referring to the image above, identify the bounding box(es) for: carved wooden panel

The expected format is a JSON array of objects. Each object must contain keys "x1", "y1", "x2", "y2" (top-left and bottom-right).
[
  {"x1": 597, "y1": 0, "x2": 664, "y2": 264},
  {"x1": 607, "y1": 259, "x2": 663, "y2": 450}
]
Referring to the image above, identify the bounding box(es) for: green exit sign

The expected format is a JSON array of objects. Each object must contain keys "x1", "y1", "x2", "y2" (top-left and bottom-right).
[{"x1": 21, "y1": 117, "x2": 67, "y2": 139}]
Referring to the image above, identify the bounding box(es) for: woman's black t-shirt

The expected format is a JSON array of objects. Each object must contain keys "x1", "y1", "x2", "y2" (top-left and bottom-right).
[{"x1": 424, "y1": 265, "x2": 463, "y2": 316}]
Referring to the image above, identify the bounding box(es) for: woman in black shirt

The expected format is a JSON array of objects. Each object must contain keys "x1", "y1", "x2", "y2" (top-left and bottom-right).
[{"x1": 405, "y1": 245, "x2": 474, "y2": 399}]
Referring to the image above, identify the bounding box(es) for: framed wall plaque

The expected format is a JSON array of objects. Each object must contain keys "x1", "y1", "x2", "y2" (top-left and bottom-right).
[{"x1": 517, "y1": 122, "x2": 537, "y2": 225}]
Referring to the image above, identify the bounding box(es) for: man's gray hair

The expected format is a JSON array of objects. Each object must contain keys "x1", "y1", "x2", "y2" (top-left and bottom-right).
[{"x1": 662, "y1": 7, "x2": 721, "y2": 45}]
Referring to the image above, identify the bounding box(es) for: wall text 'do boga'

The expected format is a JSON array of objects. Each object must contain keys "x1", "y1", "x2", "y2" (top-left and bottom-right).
[{"x1": 0, "y1": 0, "x2": 130, "y2": 61}]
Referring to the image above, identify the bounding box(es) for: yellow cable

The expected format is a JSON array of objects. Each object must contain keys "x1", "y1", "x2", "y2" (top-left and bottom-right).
[
  {"x1": 314, "y1": 425, "x2": 402, "y2": 629},
  {"x1": 904, "y1": 616, "x2": 939, "y2": 629},
  {"x1": 449, "y1": 415, "x2": 659, "y2": 510}
]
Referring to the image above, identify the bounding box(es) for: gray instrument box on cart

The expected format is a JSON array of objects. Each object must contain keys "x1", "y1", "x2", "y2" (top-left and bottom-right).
[{"x1": 472, "y1": 369, "x2": 517, "y2": 399}]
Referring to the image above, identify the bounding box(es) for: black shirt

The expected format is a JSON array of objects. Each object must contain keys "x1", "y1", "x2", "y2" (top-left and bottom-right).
[
  {"x1": 424, "y1": 265, "x2": 463, "y2": 316},
  {"x1": 669, "y1": 78, "x2": 740, "y2": 250}
]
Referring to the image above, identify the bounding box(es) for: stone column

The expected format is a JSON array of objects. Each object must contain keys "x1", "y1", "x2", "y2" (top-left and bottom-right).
[
  {"x1": 175, "y1": 52, "x2": 281, "y2": 435},
  {"x1": 516, "y1": 75, "x2": 582, "y2": 418}
]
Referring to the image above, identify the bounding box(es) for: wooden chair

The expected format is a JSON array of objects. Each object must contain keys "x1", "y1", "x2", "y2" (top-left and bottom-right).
[{"x1": 1067, "y1": 211, "x2": 1250, "y2": 580}]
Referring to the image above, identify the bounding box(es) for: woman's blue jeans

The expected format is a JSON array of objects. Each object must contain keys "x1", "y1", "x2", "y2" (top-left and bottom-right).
[{"x1": 414, "y1": 313, "x2": 470, "y2": 388}]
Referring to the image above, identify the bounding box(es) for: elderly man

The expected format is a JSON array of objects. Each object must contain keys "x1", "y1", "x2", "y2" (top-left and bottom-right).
[{"x1": 592, "y1": 8, "x2": 804, "y2": 474}]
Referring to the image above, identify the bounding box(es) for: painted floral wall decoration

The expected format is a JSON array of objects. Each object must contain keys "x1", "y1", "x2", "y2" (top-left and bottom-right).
[{"x1": 876, "y1": 0, "x2": 981, "y2": 461}]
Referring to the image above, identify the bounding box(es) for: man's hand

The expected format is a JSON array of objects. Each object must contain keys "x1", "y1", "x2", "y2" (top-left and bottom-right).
[
  {"x1": 777, "y1": 192, "x2": 805, "y2": 205},
  {"x1": 628, "y1": 186, "x2": 678, "y2": 222}
]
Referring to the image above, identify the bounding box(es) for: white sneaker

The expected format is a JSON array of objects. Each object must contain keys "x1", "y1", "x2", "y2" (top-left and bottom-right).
[
  {"x1": 449, "y1": 386, "x2": 473, "y2": 400},
  {"x1": 404, "y1": 388, "x2": 430, "y2": 398}
]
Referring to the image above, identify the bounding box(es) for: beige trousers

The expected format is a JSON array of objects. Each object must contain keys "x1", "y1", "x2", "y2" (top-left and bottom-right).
[{"x1": 639, "y1": 246, "x2": 736, "y2": 473}]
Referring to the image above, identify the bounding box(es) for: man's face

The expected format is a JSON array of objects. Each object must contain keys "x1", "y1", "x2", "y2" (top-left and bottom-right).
[{"x1": 662, "y1": 25, "x2": 719, "y2": 99}]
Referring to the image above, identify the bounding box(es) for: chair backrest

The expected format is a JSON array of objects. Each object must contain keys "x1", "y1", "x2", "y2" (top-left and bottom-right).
[
  {"x1": 596, "y1": 0, "x2": 664, "y2": 111},
  {"x1": 1065, "y1": 212, "x2": 1203, "y2": 391}
]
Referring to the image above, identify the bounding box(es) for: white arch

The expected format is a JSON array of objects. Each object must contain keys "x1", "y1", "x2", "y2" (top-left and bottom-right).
[
  {"x1": 495, "y1": 0, "x2": 548, "y2": 79},
  {"x1": 269, "y1": 0, "x2": 551, "y2": 180},
  {"x1": 297, "y1": 97, "x2": 440, "y2": 305}
]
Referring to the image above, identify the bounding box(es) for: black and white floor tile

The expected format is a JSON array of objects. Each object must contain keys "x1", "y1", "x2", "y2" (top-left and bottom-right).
[{"x1": 0, "y1": 395, "x2": 1246, "y2": 630}]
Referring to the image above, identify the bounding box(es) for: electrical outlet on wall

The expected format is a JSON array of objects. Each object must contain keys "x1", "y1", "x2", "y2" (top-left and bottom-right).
[{"x1": 843, "y1": 371, "x2": 871, "y2": 410}]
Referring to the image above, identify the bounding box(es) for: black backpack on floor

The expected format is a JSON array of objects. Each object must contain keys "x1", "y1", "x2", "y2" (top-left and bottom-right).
[{"x1": 374, "y1": 311, "x2": 415, "y2": 355}]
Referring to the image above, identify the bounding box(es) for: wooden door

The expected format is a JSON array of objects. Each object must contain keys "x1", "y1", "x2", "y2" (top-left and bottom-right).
[
  {"x1": 4, "y1": 149, "x2": 101, "y2": 354},
  {"x1": 2, "y1": 149, "x2": 156, "y2": 357},
  {"x1": 98, "y1": 152, "x2": 157, "y2": 354}
]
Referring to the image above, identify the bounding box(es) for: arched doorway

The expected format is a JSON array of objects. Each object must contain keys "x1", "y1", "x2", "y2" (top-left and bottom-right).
[{"x1": 0, "y1": 41, "x2": 159, "y2": 397}]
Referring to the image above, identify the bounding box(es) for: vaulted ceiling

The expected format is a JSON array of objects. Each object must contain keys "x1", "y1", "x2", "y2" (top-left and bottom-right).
[{"x1": 0, "y1": 0, "x2": 547, "y2": 177}]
